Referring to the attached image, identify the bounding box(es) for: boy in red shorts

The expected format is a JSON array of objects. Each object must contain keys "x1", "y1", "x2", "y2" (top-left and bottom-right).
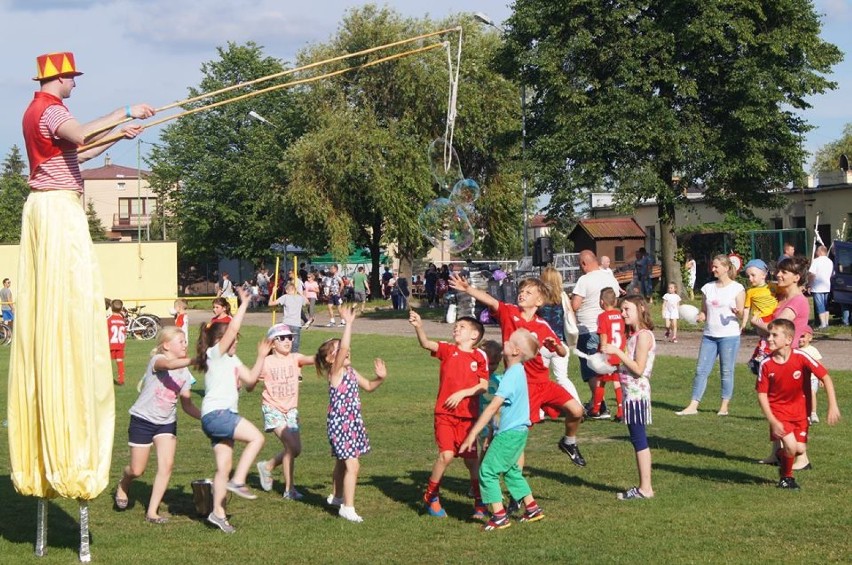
[
  {"x1": 757, "y1": 319, "x2": 841, "y2": 489},
  {"x1": 107, "y1": 299, "x2": 127, "y2": 385},
  {"x1": 409, "y1": 310, "x2": 488, "y2": 519},
  {"x1": 449, "y1": 275, "x2": 586, "y2": 466},
  {"x1": 588, "y1": 288, "x2": 625, "y2": 421}
]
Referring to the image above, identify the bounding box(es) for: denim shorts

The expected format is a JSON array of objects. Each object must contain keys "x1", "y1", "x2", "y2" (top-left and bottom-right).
[
  {"x1": 578, "y1": 332, "x2": 601, "y2": 382},
  {"x1": 262, "y1": 405, "x2": 300, "y2": 432},
  {"x1": 128, "y1": 415, "x2": 177, "y2": 446},
  {"x1": 812, "y1": 292, "x2": 829, "y2": 315},
  {"x1": 201, "y1": 409, "x2": 241, "y2": 445}
]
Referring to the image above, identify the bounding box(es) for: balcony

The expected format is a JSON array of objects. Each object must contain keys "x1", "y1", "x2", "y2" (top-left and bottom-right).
[{"x1": 113, "y1": 214, "x2": 153, "y2": 231}]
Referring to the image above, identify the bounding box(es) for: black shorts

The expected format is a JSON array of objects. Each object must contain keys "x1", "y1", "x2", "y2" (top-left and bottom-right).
[{"x1": 128, "y1": 415, "x2": 177, "y2": 446}]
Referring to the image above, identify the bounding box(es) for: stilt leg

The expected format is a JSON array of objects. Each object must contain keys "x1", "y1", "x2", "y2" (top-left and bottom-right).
[
  {"x1": 35, "y1": 498, "x2": 48, "y2": 557},
  {"x1": 79, "y1": 500, "x2": 91, "y2": 563}
]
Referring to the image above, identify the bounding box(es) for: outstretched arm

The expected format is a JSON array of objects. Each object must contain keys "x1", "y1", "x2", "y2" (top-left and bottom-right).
[
  {"x1": 217, "y1": 286, "x2": 250, "y2": 355},
  {"x1": 357, "y1": 358, "x2": 388, "y2": 392},
  {"x1": 409, "y1": 310, "x2": 439, "y2": 352},
  {"x1": 448, "y1": 274, "x2": 499, "y2": 310}
]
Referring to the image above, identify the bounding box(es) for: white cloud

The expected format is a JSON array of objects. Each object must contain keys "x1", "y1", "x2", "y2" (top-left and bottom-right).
[{"x1": 816, "y1": 0, "x2": 852, "y2": 21}]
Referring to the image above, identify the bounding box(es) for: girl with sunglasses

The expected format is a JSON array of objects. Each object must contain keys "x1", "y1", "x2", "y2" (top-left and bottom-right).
[{"x1": 255, "y1": 324, "x2": 316, "y2": 500}]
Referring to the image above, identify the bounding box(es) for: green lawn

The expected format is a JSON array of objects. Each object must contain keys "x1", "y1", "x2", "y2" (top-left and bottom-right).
[{"x1": 0, "y1": 327, "x2": 849, "y2": 563}]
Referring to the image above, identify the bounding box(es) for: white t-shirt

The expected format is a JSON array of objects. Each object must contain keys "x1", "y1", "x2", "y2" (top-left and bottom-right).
[
  {"x1": 129, "y1": 355, "x2": 192, "y2": 425},
  {"x1": 573, "y1": 269, "x2": 621, "y2": 334},
  {"x1": 701, "y1": 281, "x2": 745, "y2": 337},
  {"x1": 274, "y1": 294, "x2": 306, "y2": 327},
  {"x1": 201, "y1": 345, "x2": 243, "y2": 416},
  {"x1": 808, "y1": 255, "x2": 833, "y2": 293},
  {"x1": 662, "y1": 293, "x2": 681, "y2": 319}
]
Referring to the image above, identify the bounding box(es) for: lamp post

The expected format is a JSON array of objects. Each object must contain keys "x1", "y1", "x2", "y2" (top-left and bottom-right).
[{"x1": 474, "y1": 12, "x2": 529, "y2": 258}]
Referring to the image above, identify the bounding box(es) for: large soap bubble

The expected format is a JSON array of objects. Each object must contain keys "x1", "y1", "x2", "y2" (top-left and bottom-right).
[
  {"x1": 449, "y1": 178, "x2": 480, "y2": 208},
  {"x1": 417, "y1": 197, "x2": 475, "y2": 253},
  {"x1": 428, "y1": 137, "x2": 463, "y2": 191}
]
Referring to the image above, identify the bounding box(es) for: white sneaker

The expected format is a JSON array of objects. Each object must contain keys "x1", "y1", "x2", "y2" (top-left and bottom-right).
[
  {"x1": 338, "y1": 505, "x2": 363, "y2": 523},
  {"x1": 326, "y1": 494, "x2": 343, "y2": 507},
  {"x1": 256, "y1": 460, "x2": 273, "y2": 492}
]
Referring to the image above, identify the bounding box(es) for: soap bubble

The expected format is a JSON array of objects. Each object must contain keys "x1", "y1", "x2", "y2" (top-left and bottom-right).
[
  {"x1": 417, "y1": 197, "x2": 475, "y2": 253},
  {"x1": 428, "y1": 137, "x2": 463, "y2": 191},
  {"x1": 450, "y1": 178, "x2": 480, "y2": 208}
]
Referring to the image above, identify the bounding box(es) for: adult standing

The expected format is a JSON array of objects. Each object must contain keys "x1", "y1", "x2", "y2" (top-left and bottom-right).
[
  {"x1": 684, "y1": 253, "x2": 697, "y2": 300},
  {"x1": 352, "y1": 266, "x2": 370, "y2": 315},
  {"x1": 600, "y1": 256, "x2": 613, "y2": 273},
  {"x1": 808, "y1": 245, "x2": 833, "y2": 329},
  {"x1": 751, "y1": 256, "x2": 814, "y2": 469},
  {"x1": 424, "y1": 263, "x2": 439, "y2": 308},
  {"x1": 0, "y1": 278, "x2": 14, "y2": 330},
  {"x1": 633, "y1": 248, "x2": 653, "y2": 302},
  {"x1": 676, "y1": 255, "x2": 745, "y2": 416},
  {"x1": 217, "y1": 272, "x2": 237, "y2": 314},
  {"x1": 9, "y1": 51, "x2": 154, "y2": 556},
  {"x1": 571, "y1": 251, "x2": 622, "y2": 405}
]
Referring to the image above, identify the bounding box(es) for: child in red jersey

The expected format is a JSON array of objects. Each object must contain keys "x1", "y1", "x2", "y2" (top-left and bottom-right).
[
  {"x1": 588, "y1": 288, "x2": 625, "y2": 421},
  {"x1": 410, "y1": 310, "x2": 488, "y2": 520},
  {"x1": 757, "y1": 319, "x2": 841, "y2": 490},
  {"x1": 107, "y1": 299, "x2": 127, "y2": 385},
  {"x1": 449, "y1": 275, "x2": 586, "y2": 467},
  {"x1": 173, "y1": 299, "x2": 189, "y2": 342}
]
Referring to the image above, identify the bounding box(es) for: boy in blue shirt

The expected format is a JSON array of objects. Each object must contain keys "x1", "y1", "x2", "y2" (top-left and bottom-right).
[{"x1": 460, "y1": 328, "x2": 544, "y2": 531}]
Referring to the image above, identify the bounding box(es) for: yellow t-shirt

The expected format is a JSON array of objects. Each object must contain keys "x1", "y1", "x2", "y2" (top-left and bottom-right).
[{"x1": 745, "y1": 284, "x2": 778, "y2": 319}]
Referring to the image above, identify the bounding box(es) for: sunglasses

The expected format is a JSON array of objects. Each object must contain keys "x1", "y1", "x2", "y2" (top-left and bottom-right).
[{"x1": 274, "y1": 335, "x2": 294, "y2": 342}]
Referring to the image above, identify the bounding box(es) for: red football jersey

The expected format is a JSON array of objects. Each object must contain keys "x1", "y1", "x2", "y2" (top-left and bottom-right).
[
  {"x1": 495, "y1": 302, "x2": 560, "y2": 385},
  {"x1": 756, "y1": 349, "x2": 827, "y2": 421},
  {"x1": 107, "y1": 313, "x2": 126, "y2": 348},
  {"x1": 432, "y1": 342, "x2": 488, "y2": 419},
  {"x1": 596, "y1": 309, "x2": 626, "y2": 366}
]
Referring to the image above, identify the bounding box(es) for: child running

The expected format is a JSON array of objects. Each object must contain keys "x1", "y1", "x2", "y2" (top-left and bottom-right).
[
  {"x1": 797, "y1": 326, "x2": 823, "y2": 424},
  {"x1": 107, "y1": 299, "x2": 127, "y2": 385},
  {"x1": 195, "y1": 286, "x2": 266, "y2": 533},
  {"x1": 460, "y1": 328, "x2": 545, "y2": 531},
  {"x1": 661, "y1": 282, "x2": 681, "y2": 342},
  {"x1": 602, "y1": 294, "x2": 656, "y2": 500},
  {"x1": 409, "y1": 310, "x2": 488, "y2": 519},
  {"x1": 757, "y1": 319, "x2": 840, "y2": 490},
  {"x1": 588, "y1": 288, "x2": 625, "y2": 421},
  {"x1": 255, "y1": 323, "x2": 315, "y2": 500},
  {"x1": 114, "y1": 327, "x2": 201, "y2": 523},
  {"x1": 316, "y1": 306, "x2": 388, "y2": 522}
]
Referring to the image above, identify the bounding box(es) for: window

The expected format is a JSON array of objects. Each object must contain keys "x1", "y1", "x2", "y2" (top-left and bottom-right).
[
  {"x1": 116, "y1": 182, "x2": 126, "y2": 191},
  {"x1": 118, "y1": 197, "x2": 156, "y2": 220},
  {"x1": 771, "y1": 218, "x2": 783, "y2": 230},
  {"x1": 614, "y1": 246, "x2": 624, "y2": 262},
  {"x1": 791, "y1": 216, "x2": 806, "y2": 229}
]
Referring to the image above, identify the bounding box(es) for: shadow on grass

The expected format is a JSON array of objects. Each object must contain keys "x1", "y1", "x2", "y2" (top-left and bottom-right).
[
  {"x1": 0, "y1": 475, "x2": 81, "y2": 550},
  {"x1": 367, "y1": 471, "x2": 483, "y2": 521},
  {"x1": 654, "y1": 463, "x2": 772, "y2": 485},
  {"x1": 524, "y1": 466, "x2": 614, "y2": 496},
  {"x1": 649, "y1": 436, "x2": 756, "y2": 464}
]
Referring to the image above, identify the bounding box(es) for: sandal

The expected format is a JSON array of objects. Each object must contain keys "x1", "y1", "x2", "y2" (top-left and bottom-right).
[
  {"x1": 617, "y1": 487, "x2": 648, "y2": 500},
  {"x1": 226, "y1": 481, "x2": 257, "y2": 500},
  {"x1": 145, "y1": 516, "x2": 169, "y2": 524},
  {"x1": 114, "y1": 487, "x2": 129, "y2": 510}
]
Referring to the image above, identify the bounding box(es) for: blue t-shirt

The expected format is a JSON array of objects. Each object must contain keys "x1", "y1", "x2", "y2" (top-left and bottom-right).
[{"x1": 494, "y1": 363, "x2": 530, "y2": 434}]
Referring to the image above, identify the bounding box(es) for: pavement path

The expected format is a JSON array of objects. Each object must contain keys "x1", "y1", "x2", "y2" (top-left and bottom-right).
[{"x1": 242, "y1": 308, "x2": 852, "y2": 372}]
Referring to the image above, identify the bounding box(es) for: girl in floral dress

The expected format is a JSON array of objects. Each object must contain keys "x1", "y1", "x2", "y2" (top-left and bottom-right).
[
  {"x1": 315, "y1": 306, "x2": 388, "y2": 522},
  {"x1": 603, "y1": 295, "x2": 656, "y2": 500}
]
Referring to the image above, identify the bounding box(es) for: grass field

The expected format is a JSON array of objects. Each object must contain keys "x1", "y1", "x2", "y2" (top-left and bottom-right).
[{"x1": 0, "y1": 325, "x2": 849, "y2": 564}]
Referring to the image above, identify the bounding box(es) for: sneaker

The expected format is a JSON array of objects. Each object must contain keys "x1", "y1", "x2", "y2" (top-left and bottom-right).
[
  {"x1": 283, "y1": 488, "x2": 304, "y2": 501},
  {"x1": 207, "y1": 512, "x2": 236, "y2": 534},
  {"x1": 226, "y1": 481, "x2": 257, "y2": 500},
  {"x1": 809, "y1": 412, "x2": 819, "y2": 424},
  {"x1": 617, "y1": 487, "x2": 648, "y2": 500},
  {"x1": 664, "y1": 329, "x2": 670, "y2": 339},
  {"x1": 777, "y1": 477, "x2": 800, "y2": 490},
  {"x1": 471, "y1": 506, "x2": 489, "y2": 521},
  {"x1": 326, "y1": 494, "x2": 343, "y2": 507},
  {"x1": 482, "y1": 514, "x2": 511, "y2": 531},
  {"x1": 425, "y1": 495, "x2": 447, "y2": 517},
  {"x1": 590, "y1": 411, "x2": 611, "y2": 420},
  {"x1": 557, "y1": 439, "x2": 587, "y2": 467},
  {"x1": 326, "y1": 321, "x2": 336, "y2": 327},
  {"x1": 671, "y1": 338, "x2": 678, "y2": 343},
  {"x1": 256, "y1": 461, "x2": 273, "y2": 492},
  {"x1": 518, "y1": 507, "x2": 545, "y2": 523},
  {"x1": 338, "y1": 322, "x2": 346, "y2": 327},
  {"x1": 338, "y1": 505, "x2": 363, "y2": 523},
  {"x1": 506, "y1": 497, "x2": 520, "y2": 516}
]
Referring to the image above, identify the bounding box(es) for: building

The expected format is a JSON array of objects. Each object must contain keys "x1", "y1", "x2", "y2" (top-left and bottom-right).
[
  {"x1": 81, "y1": 154, "x2": 156, "y2": 242},
  {"x1": 567, "y1": 217, "x2": 646, "y2": 268}
]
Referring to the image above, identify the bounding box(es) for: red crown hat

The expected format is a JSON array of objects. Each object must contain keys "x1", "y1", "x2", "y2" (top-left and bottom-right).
[{"x1": 33, "y1": 52, "x2": 83, "y2": 81}]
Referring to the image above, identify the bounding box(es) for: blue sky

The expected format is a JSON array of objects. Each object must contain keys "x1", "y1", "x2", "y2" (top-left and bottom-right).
[{"x1": 1, "y1": 0, "x2": 849, "y2": 173}]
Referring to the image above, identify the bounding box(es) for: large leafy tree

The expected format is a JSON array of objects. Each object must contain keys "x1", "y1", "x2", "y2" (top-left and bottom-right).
[
  {"x1": 281, "y1": 6, "x2": 524, "y2": 288},
  {"x1": 0, "y1": 146, "x2": 29, "y2": 243},
  {"x1": 812, "y1": 123, "x2": 852, "y2": 175},
  {"x1": 500, "y1": 0, "x2": 842, "y2": 287},
  {"x1": 147, "y1": 42, "x2": 306, "y2": 262}
]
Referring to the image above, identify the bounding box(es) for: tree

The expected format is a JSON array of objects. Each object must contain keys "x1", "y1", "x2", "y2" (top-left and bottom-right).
[
  {"x1": 0, "y1": 145, "x2": 29, "y2": 243},
  {"x1": 500, "y1": 0, "x2": 842, "y2": 288},
  {"x1": 86, "y1": 198, "x2": 108, "y2": 241},
  {"x1": 147, "y1": 42, "x2": 306, "y2": 263},
  {"x1": 812, "y1": 123, "x2": 852, "y2": 175},
  {"x1": 281, "y1": 6, "x2": 524, "y2": 292}
]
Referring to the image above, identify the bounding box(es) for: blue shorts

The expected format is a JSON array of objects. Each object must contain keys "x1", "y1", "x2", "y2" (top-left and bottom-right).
[
  {"x1": 812, "y1": 292, "x2": 829, "y2": 315},
  {"x1": 329, "y1": 294, "x2": 342, "y2": 306},
  {"x1": 262, "y1": 405, "x2": 300, "y2": 432},
  {"x1": 128, "y1": 415, "x2": 177, "y2": 446},
  {"x1": 2, "y1": 310, "x2": 13, "y2": 322},
  {"x1": 201, "y1": 409, "x2": 241, "y2": 445},
  {"x1": 578, "y1": 332, "x2": 601, "y2": 382}
]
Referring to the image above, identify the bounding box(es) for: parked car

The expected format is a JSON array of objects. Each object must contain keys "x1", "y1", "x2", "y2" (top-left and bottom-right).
[{"x1": 829, "y1": 240, "x2": 852, "y2": 318}]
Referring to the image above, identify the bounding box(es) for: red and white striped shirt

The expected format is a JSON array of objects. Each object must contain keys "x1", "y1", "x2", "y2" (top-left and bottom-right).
[{"x1": 28, "y1": 105, "x2": 83, "y2": 192}]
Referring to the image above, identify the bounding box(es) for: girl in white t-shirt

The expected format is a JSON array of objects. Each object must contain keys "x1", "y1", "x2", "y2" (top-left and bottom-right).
[
  {"x1": 661, "y1": 283, "x2": 682, "y2": 342},
  {"x1": 114, "y1": 327, "x2": 200, "y2": 523},
  {"x1": 255, "y1": 323, "x2": 316, "y2": 500},
  {"x1": 194, "y1": 286, "x2": 266, "y2": 534}
]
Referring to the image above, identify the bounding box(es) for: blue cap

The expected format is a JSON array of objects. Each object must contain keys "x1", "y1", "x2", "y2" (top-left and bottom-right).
[{"x1": 744, "y1": 259, "x2": 768, "y2": 273}]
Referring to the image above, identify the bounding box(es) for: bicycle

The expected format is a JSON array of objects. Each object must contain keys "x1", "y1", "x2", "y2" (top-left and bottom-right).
[
  {"x1": 123, "y1": 305, "x2": 161, "y2": 340},
  {"x1": 0, "y1": 321, "x2": 11, "y2": 345}
]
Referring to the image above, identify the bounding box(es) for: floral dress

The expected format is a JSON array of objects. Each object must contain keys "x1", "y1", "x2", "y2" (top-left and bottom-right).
[
  {"x1": 618, "y1": 329, "x2": 656, "y2": 425},
  {"x1": 327, "y1": 366, "x2": 371, "y2": 459}
]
